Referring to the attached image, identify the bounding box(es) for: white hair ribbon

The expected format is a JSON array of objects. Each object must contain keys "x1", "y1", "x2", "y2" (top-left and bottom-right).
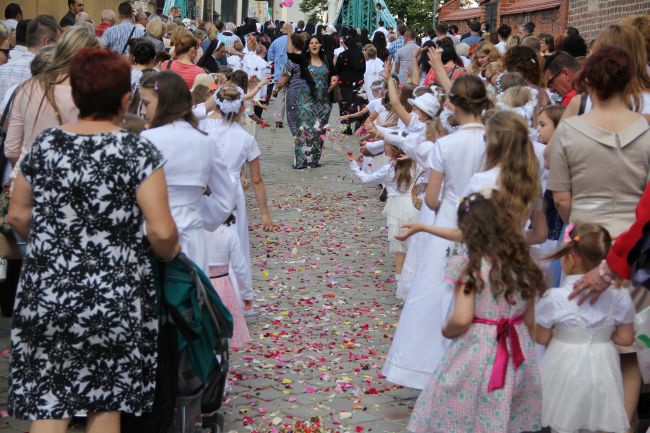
[{"x1": 215, "y1": 86, "x2": 244, "y2": 114}]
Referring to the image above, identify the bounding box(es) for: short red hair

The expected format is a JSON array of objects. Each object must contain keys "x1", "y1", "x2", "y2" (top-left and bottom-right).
[
  {"x1": 69, "y1": 47, "x2": 131, "y2": 120},
  {"x1": 575, "y1": 45, "x2": 631, "y2": 101}
]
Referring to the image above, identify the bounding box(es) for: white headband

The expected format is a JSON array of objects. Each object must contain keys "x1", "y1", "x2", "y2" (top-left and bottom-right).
[{"x1": 215, "y1": 86, "x2": 244, "y2": 114}]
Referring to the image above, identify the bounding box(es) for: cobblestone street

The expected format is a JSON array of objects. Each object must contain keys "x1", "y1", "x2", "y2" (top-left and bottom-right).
[
  {"x1": 221, "y1": 112, "x2": 418, "y2": 432},
  {"x1": 0, "y1": 107, "x2": 417, "y2": 432}
]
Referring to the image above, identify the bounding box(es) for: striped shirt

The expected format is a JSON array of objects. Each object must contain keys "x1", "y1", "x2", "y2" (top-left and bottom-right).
[
  {"x1": 388, "y1": 36, "x2": 404, "y2": 58},
  {"x1": 103, "y1": 21, "x2": 145, "y2": 55}
]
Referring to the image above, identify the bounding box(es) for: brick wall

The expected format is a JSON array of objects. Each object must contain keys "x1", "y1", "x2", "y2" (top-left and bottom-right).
[
  {"x1": 500, "y1": 7, "x2": 563, "y2": 37},
  {"x1": 568, "y1": 0, "x2": 650, "y2": 41}
]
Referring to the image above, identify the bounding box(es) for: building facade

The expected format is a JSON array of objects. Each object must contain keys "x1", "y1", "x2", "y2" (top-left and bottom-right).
[{"x1": 439, "y1": 0, "x2": 650, "y2": 41}]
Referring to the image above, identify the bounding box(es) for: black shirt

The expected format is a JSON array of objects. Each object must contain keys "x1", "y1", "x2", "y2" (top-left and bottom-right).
[{"x1": 60, "y1": 11, "x2": 75, "y2": 28}]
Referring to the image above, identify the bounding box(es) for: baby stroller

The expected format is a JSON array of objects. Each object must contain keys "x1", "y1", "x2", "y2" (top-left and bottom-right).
[{"x1": 123, "y1": 253, "x2": 233, "y2": 433}]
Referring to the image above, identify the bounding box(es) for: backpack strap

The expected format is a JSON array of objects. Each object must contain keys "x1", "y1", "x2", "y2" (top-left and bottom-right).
[
  {"x1": 121, "y1": 25, "x2": 137, "y2": 55},
  {"x1": 166, "y1": 59, "x2": 173, "y2": 70}
]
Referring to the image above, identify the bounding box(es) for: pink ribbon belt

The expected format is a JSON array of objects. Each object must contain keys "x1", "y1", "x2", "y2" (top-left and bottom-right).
[{"x1": 472, "y1": 313, "x2": 526, "y2": 393}]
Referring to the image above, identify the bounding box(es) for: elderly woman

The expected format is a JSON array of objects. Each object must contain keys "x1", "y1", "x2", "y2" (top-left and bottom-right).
[
  {"x1": 548, "y1": 46, "x2": 650, "y2": 431},
  {"x1": 8, "y1": 47, "x2": 179, "y2": 432},
  {"x1": 144, "y1": 17, "x2": 166, "y2": 52},
  {"x1": 0, "y1": 22, "x2": 10, "y2": 65}
]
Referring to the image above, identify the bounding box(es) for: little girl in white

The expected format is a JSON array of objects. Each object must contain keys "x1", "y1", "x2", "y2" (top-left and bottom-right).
[
  {"x1": 536, "y1": 222, "x2": 634, "y2": 433},
  {"x1": 208, "y1": 215, "x2": 252, "y2": 349},
  {"x1": 346, "y1": 144, "x2": 419, "y2": 284}
]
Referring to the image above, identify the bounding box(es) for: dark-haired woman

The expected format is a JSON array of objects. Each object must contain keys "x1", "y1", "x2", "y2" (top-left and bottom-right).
[
  {"x1": 336, "y1": 35, "x2": 366, "y2": 134},
  {"x1": 285, "y1": 29, "x2": 338, "y2": 168},
  {"x1": 140, "y1": 71, "x2": 236, "y2": 271},
  {"x1": 423, "y1": 44, "x2": 465, "y2": 87},
  {"x1": 548, "y1": 46, "x2": 650, "y2": 428},
  {"x1": 8, "y1": 48, "x2": 180, "y2": 432},
  {"x1": 372, "y1": 31, "x2": 389, "y2": 61},
  {"x1": 129, "y1": 38, "x2": 156, "y2": 90}
]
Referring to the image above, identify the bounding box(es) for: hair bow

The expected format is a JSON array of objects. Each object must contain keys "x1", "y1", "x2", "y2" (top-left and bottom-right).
[{"x1": 562, "y1": 223, "x2": 580, "y2": 243}]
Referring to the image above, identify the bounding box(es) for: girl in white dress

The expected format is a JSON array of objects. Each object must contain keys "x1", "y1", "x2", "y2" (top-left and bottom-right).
[
  {"x1": 208, "y1": 216, "x2": 252, "y2": 349},
  {"x1": 347, "y1": 143, "x2": 419, "y2": 281},
  {"x1": 379, "y1": 75, "x2": 493, "y2": 389},
  {"x1": 397, "y1": 111, "x2": 548, "y2": 248},
  {"x1": 139, "y1": 71, "x2": 236, "y2": 272},
  {"x1": 536, "y1": 222, "x2": 634, "y2": 433},
  {"x1": 204, "y1": 84, "x2": 273, "y2": 314}
]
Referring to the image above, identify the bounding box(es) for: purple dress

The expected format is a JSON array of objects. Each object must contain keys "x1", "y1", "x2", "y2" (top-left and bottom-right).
[{"x1": 408, "y1": 257, "x2": 542, "y2": 433}]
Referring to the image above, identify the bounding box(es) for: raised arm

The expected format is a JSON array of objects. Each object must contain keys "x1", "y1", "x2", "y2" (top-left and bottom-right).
[{"x1": 427, "y1": 48, "x2": 452, "y2": 93}]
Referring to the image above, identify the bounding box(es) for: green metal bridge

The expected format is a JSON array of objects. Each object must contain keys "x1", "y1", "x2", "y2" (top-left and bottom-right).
[{"x1": 334, "y1": 0, "x2": 396, "y2": 32}]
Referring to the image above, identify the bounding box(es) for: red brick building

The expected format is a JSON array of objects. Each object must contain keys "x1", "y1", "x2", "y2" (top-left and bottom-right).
[{"x1": 439, "y1": 0, "x2": 650, "y2": 41}]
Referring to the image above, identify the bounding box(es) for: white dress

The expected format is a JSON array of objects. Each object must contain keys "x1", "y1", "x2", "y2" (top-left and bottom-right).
[
  {"x1": 204, "y1": 119, "x2": 260, "y2": 301},
  {"x1": 536, "y1": 275, "x2": 635, "y2": 433},
  {"x1": 349, "y1": 160, "x2": 419, "y2": 253},
  {"x1": 208, "y1": 224, "x2": 251, "y2": 301},
  {"x1": 381, "y1": 126, "x2": 434, "y2": 300},
  {"x1": 364, "y1": 58, "x2": 384, "y2": 101},
  {"x1": 382, "y1": 123, "x2": 486, "y2": 389},
  {"x1": 141, "y1": 121, "x2": 236, "y2": 271}
]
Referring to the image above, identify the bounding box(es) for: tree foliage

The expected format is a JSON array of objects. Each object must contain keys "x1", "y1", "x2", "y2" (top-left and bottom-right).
[
  {"x1": 297, "y1": 0, "x2": 451, "y2": 32},
  {"x1": 299, "y1": 0, "x2": 328, "y2": 23}
]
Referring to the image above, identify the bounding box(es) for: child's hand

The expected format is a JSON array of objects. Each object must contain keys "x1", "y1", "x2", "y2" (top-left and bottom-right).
[
  {"x1": 345, "y1": 151, "x2": 355, "y2": 162},
  {"x1": 339, "y1": 115, "x2": 348, "y2": 122},
  {"x1": 364, "y1": 122, "x2": 380, "y2": 139},
  {"x1": 262, "y1": 214, "x2": 273, "y2": 231},
  {"x1": 427, "y1": 47, "x2": 443, "y2": 68},
  {"x1": 381, "y1": 58, "x2": 392, "y2": 80},
  {"x1": 394, "y1": 223, "x2": 422, "y2": 241}
]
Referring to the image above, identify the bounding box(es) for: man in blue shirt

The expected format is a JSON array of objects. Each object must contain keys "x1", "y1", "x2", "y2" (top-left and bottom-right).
[
  {"x1": 388, "y1": 23, "x2": 406, "y2": 58},
  {"x1": 267, "y1": 22, "x2": 291, "y2": 128},
  {"x1": 460, "y1": 20, "x2": 482, "y2": 48}
]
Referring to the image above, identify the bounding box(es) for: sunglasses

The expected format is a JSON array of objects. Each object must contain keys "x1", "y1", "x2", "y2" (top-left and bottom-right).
[{"x1": 547, "y1": 69, "x2": 562, "y2": 88}]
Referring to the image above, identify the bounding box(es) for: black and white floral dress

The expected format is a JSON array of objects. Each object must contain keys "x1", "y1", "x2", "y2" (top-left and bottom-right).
[{"x1": 9, "y1": 128, "x2": 164, "y2": 420}]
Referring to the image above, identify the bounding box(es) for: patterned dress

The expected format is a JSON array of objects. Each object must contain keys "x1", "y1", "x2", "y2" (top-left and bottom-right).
[
  {"x1": 284, "y1": 56, "x2": 332, "y2": 169},
  {"x1": 408, "y1": 257, "x2": 542, "y2": 433},
  {"x1": 9, "y1": 128, "x2": 163, "y2": 420},
  {"x1": 294, "y1": 63, "x2": 332, "y2": 168}
]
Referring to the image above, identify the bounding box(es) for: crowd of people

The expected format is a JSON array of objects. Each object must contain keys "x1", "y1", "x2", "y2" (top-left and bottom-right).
[{"x1": 0, "y1": 1, "x2": 650, "y2": 432}]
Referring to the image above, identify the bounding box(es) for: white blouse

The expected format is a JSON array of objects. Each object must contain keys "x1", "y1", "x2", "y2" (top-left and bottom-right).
[
  {"x1": 141, "y1": 121, "x2": 236, "y2": 232},
  {"x1": 536, "y1": 275, "x2": 635, "y2": 328},
  {"x1": 207, "y1": 224, "x2": 252, "y2": 300},
  {"x1": 349, "y1": 160, "x2": 414, "y2": 197}
]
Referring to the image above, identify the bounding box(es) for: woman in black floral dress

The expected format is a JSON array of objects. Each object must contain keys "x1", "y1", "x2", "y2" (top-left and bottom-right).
[{"x1": 7, "y1": 48, "x2": 180, "y2": 431}]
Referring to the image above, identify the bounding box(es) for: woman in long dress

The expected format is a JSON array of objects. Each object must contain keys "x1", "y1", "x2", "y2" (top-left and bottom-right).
[{"x1": 283, "y1": 30, "x2": 338, "y2": 169}]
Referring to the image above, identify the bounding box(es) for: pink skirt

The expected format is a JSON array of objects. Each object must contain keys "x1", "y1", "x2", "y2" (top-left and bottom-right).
[{"x1": 209, "y1": 266, "x2": 251, "y2": 349}]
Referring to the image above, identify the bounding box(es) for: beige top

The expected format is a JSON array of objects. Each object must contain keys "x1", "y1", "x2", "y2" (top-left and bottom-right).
[
  {"x1": 548, "y1": 116, "x2": 650, "y2": 236},
  {"x1": 5, "y1": 78, "x2": 79, "y2": 179}
]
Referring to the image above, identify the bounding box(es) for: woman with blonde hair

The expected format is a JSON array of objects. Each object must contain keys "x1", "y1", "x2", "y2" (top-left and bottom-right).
[
  {"x1": 5, "y1": 25, "x2": 99, "y2": 182},
  {"x1": 469, "y1": 41, "x2": 500, "y2": 75},
  {"x1": 563, "y1": 23, "x2": 650, "y2": 119},
  {"x1": 144, "y1": 17, "x2": 165, "y2": 52},
  {"x1": 0, "y1": 22, "x2": 10, "y2": 65}
]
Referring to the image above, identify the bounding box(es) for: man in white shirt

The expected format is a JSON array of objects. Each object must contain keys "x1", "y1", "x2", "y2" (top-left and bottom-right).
[
  {"x1": 8, "y1": 19, "x2": 29, "y2": 62},
  {"x1": 371, "y1": 20, "x2": 389, "y2": 40},
  {"x1": 134, "y1": 12, "x2": 148, "y2": 32},
  {"x1": 0, "y1": 15, "x2": 59, "y2": 100},
  {"x1": 103, "y1": 2, "x2": 145, "y2": 55},
  {"x1": 3, "y1": 3, "x2": 22, "y2": 31}
]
